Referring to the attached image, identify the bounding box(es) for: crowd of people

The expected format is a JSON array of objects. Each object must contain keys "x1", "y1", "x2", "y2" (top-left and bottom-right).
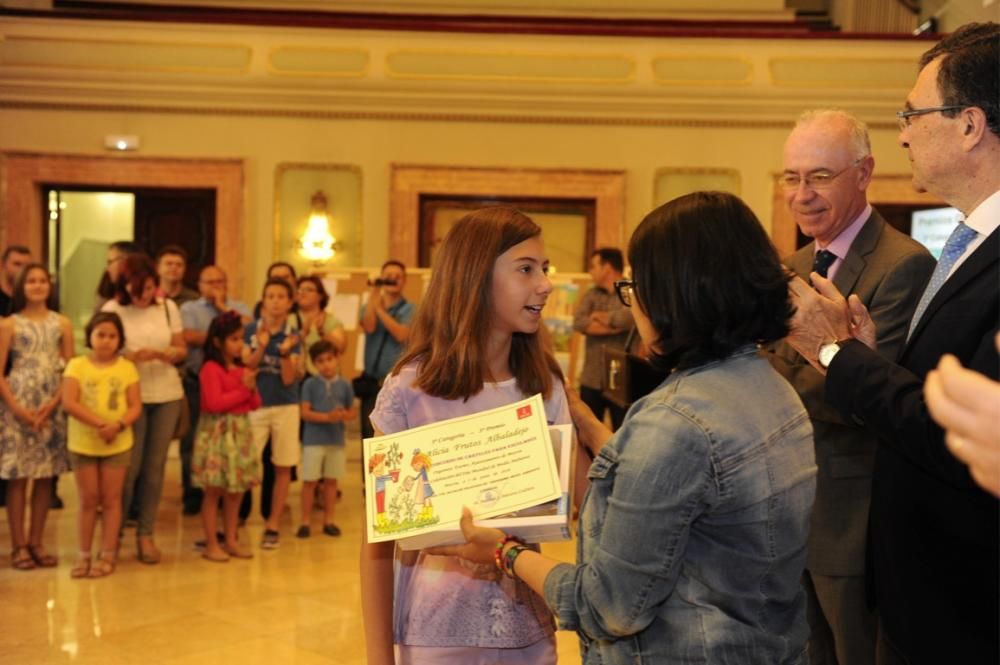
[
  {"x1": 0, "y1": 240, "x2": 415, "y2": 575},
  {"x1": 0, "y1": 20, "x2": 996, "y2": 665}
]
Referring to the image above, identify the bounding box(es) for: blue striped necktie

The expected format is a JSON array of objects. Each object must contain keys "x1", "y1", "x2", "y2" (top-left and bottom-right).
[{"x1": 906, "y1": 222, "x2": 979, "y2": 341}]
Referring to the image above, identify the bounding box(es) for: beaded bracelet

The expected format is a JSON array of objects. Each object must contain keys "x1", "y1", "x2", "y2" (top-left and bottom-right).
[
  {"x1": 493, "y1": 534, "x2": 524, "y2": 574},
  {"x1": 503, "y1": 544, "x2": 529, "y2": 578}
]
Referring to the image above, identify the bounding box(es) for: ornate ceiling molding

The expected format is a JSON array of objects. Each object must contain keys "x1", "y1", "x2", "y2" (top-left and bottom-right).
[{"x1": 0, "y1": 16, "x2": 929, "y2": 125}]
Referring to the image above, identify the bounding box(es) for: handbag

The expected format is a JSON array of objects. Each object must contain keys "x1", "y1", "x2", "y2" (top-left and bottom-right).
[
  {"x1": 352, "y1": 322, "x2": 390, "y2": 399},
  {"x1": 601, "y1": 327, "x2": 670, "y2": 409},
  {"x1": 351, "y1": 372, "x2": 382, "y2": 399},
  {"x1": 173, "y1": 397, "x2": 192, "y2": 440},
  {"x1": 161, "y1": 298, "x2": 191, "y2": 440}
]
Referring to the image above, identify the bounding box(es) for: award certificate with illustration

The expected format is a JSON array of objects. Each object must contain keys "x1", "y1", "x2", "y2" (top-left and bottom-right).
[{"x1": 363, "y1": 394, "x2": 562, "y2": 544}]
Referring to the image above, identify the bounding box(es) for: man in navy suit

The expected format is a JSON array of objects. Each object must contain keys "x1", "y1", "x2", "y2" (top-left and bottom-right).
[
  {"x1": 786, "y1": 22, "x2": 999, "y2": 665},
  {"x1": 771, "y1": 110, "x2": 934, "y2": 665}
]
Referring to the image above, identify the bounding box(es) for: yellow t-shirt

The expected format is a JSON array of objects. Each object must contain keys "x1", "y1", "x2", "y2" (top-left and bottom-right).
[{"x1": 64, "y1": 355, "x2": 140, "y2": 456}]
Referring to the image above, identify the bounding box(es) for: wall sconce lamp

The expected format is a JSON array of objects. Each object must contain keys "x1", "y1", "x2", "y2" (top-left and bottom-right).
[{"x1": 298, "y1": 190, "x2": 338, "y2": 264}]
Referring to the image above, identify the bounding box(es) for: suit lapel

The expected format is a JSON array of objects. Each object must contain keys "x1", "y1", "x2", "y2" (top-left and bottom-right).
[
  {"x1": 833, "y1": 211, "x2": 881, "y2": 296},
  {"x1": 906, "y1": 225, "x2": 1000, "y2": 347},
  {"x1": 790, "y1": 243, "x2": 814, "y2": 279}
]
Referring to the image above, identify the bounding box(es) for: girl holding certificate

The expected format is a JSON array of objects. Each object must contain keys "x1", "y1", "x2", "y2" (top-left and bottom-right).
[
  {"x1": 434, "y1": 192, "x2": 817, "y2": 665},
  {"x1": 361, "y1": 206, "x2": 571, "y2": 665}
]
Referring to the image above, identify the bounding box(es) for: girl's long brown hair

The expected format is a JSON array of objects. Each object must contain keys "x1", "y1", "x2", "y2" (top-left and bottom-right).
[{"x1": 393, "y1": 206, "x2": 563, "y2": 401}]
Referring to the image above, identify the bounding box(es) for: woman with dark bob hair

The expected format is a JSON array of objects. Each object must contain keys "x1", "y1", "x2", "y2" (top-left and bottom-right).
[{"x1": 434, "y1": 191, "x2": 817, "y2": 664}]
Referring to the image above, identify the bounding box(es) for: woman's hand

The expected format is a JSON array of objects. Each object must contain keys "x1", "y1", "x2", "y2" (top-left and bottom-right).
[
  {"x1": 160, "y1": 345, "x2": 183, "y2": 364},
  {"x1": 426, "y1": 507, "x2": 505, "y2": 566},
  {"x1": 131, "y1": 348, "x2": 158, "y2": 363}
]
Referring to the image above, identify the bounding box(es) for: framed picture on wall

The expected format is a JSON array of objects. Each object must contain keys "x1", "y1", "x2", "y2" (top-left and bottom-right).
[{"x1": 418, "y1": 194, "x2": 596, "y2": 272}]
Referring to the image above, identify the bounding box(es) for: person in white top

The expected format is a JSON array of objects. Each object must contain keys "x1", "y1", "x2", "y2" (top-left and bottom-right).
[{"x1": 101, "y1": 253, "x2": 186, "y2": 565}]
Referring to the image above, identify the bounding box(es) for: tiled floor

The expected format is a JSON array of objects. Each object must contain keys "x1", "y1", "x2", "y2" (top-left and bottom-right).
[{"x1": 0, "y1": 444, "x2": 581, "y2": 664}]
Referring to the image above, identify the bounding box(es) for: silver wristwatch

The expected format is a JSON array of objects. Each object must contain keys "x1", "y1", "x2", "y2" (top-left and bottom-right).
[{"x1": 818, "y1": 341, "x2": 843, "y2": 369}]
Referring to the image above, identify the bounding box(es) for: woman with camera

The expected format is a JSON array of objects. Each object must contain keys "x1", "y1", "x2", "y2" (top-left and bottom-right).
[{"x1": 432, "y1": 192, "x2": 817, "y2": 664}]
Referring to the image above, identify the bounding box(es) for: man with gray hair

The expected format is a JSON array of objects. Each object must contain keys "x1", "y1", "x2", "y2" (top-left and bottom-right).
[{"x1": 769, "y1": 109, "x2": 935, "y2": 665}]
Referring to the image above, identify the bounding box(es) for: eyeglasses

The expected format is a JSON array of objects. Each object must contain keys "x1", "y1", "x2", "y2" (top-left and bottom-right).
[
  {"x1": 614, "y1": 279, "x2": 634, "y2": 307},
  {"x1": 779, "y1": 157, "x2": 865, "y2": 190},
  {"x1": 896, "y1": 105, "x2": 965, "y2": 131}
]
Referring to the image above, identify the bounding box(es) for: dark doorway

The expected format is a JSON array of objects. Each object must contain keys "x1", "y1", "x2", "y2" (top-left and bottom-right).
[
  {"x1": 134, "y1": 187, "x2": 216, "y2": 291},
  {"x1": 42, "y1": 185, "x2": 216, "y2": 348}
]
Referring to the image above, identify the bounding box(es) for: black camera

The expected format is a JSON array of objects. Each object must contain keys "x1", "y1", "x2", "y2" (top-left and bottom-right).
[{"x1": 369, "y1": 278, "x2": 398, "y2": 287}]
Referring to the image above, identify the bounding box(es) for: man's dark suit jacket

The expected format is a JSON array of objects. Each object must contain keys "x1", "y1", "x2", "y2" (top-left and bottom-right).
[
  {"x1": 825, "y1": 222, "x2": 1000, "y2": 664},
  {"x1": 772, "y1": 211, "x2": 935, "y2": 577}
]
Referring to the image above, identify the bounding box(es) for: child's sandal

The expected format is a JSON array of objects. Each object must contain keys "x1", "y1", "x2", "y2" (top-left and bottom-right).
[
  {"x1": 70, "y1": 556, "x2": 91, "y2": 579},
  {"x1": 27, "y1": 544, "x2": 58, "y2": 567},
  {"x1": 88, "y1": 553, "x2": 116, "y2": 578},
  {"x1": 11, "y1": 546, "x2": 36, "y2": 571}
]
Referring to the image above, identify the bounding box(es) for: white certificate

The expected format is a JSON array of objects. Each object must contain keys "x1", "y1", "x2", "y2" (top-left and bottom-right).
[{"x1": 364, "y1": 394, "x2": 562, "y2": 545}]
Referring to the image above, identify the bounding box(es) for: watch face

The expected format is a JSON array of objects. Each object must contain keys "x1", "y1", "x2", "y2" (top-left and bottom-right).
[{"x1": 819, "y1": 343, "x2": 839, "y2": 368}]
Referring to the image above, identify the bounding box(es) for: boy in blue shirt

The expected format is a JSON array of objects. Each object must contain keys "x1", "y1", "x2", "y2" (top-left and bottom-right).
[{"x1": 298, "y1": 340, "x2": 354, "y2": 537}]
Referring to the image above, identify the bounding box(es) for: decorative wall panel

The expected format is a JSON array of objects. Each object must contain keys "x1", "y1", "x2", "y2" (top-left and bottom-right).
[
  {"x1": 268, "y1": 47, "x2": 369, "y2": 77},
  {"x1": 273, "y1": 163, "x2": 363, "y2": 273},
  {"x1": 0, "y1": 35, "x2": 251, "y2": 74},
  {"x1": 386, "y1": 50, "x2": 635, "y2": 84},
  {"x1": 653, "y1": 168, "x2": 741, "y2": 207}
]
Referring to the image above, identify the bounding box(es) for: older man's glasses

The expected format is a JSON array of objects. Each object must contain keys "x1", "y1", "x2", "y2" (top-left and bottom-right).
[
  {"x1": 614, "y1": 279, "x2": 634, "y2": 307},
  {"x1": 779, "y1": 157, "x2": 865, "y2": 190},
  {"x1": 895, "y1": 105, "x2": 965, "y2": 132}
]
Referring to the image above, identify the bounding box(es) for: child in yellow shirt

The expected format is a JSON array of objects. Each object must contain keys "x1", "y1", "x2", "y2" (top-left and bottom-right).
[{"x1": 62, "y1": 312, "x2": 141, "y2": 578}]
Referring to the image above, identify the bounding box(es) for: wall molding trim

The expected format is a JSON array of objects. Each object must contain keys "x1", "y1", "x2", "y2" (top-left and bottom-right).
[{"x1": 1, "y1": 100, "x2": 905, "y2": 131}]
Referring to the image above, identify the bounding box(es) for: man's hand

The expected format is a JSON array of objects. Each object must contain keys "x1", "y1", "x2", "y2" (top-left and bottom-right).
[
  {"x1": 590, "y1": 311, "x2": 610, "y2": 326},
  {"x1": 208, "y1": 285, "x2": 227, "y2": 311},
  {"x1": 847, "y1": 294, "x2": 877, "y2": 351},
  {"x1": 787, "y1": 272, "x2": 853, "y2": 365},
  {"x1": 368, "y1": 283, "x2": 385, "y2": 312}
]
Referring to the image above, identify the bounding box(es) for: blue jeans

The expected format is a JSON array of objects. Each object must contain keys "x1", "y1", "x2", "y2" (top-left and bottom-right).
[{"x1": 123, "y1": 400, "x2": 182, "y2": 537}]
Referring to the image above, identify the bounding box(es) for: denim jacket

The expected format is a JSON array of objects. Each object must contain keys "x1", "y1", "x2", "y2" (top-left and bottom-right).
[{"x1": 544, "y1": 347, "x2": 816, "y2": 664}]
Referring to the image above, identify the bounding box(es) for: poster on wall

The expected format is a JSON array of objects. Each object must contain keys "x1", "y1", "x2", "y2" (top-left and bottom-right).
[{"x1": 543, "y1": 279, "x2": 580, "y2": 379}]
